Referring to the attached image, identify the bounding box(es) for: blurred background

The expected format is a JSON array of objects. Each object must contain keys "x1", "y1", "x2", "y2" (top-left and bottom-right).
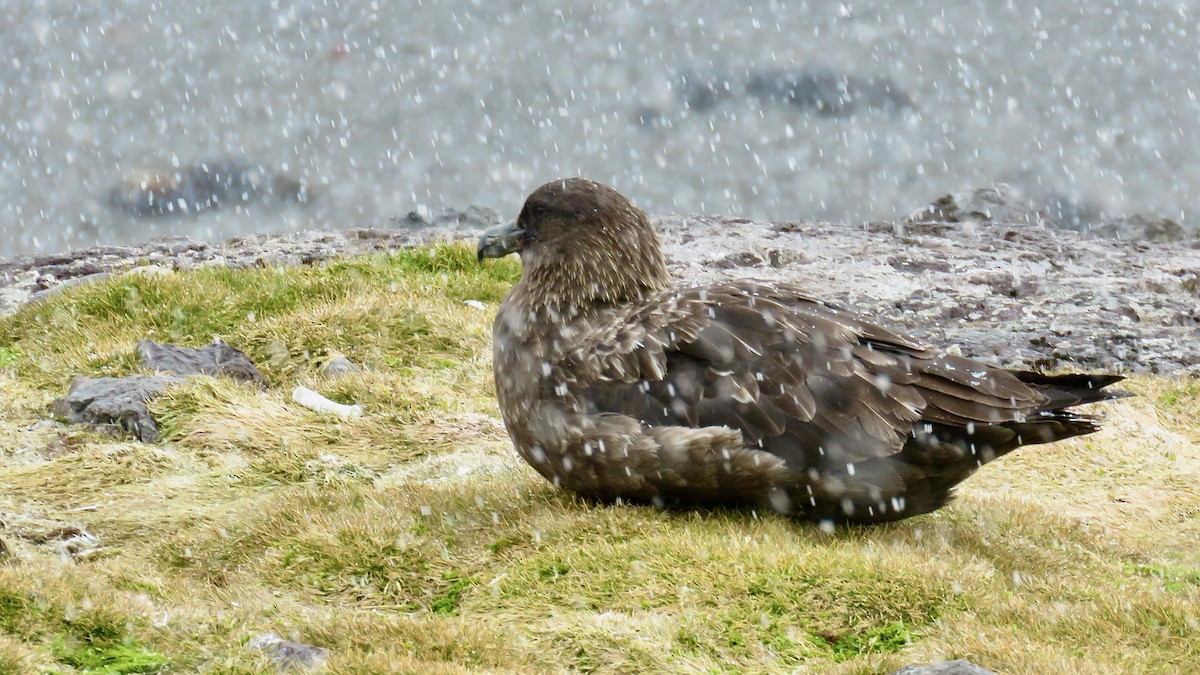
[{"x1": 2, "y1": 0, "x2": 1197, "y2": 256}]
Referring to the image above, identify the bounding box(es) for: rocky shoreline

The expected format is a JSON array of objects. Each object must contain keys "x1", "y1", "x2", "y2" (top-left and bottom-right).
[{"x1": 3, "y1": 188, "x2": 1197, "y2": 376}]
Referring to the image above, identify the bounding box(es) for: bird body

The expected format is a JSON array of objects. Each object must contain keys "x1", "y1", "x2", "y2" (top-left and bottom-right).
[{"x1": 479, "y1": 178, "x2": 1126, "y2": 523}]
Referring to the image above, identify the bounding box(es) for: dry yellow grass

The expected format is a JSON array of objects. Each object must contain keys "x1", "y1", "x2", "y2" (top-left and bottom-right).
[{"x1": 0, "y1": 243, "x2": 1195, "y2": 673}]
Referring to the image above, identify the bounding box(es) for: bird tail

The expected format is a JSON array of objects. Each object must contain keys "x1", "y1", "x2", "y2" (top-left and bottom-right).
[
  {"x1": 826, "y1": 372, "x2": 1131, "y2": 523},
  {"x1": 1008, "y1": 370, "x2": 1131, "y2": 409}
]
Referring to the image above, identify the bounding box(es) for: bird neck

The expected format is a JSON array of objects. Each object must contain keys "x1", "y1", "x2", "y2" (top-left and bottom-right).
[{"x1": 518, "y1": 232, "x2": 671, "y2": 321}]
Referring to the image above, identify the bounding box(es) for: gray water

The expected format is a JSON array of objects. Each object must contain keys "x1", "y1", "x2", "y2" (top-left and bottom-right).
[{"x1": 3, "y1": 0, "x2": 1198, "y2": 256}]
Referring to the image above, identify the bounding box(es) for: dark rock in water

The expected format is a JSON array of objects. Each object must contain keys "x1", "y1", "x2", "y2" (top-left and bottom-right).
[
  {"x1": 890, "y1": 660, "x2": 996, "y2": 675},
  {"x1": 673, "y1": 66, "x2": 736, "y2": 112},
  {"x1": 107, "y1": 161, "x2": 314, "y2": 217},
  {"x1": 632, "y1": 105, "x2": 668, "y2": 129},
  {"x1": 50, "y1": 375, "x2": 184, "y2": 442},
  {"x1": 747, "y1": 64, "x2": 914, "y2": 116},
  {"x1": 1087, "y1": 214, "x2": 1189, "y2": 243},
  {"x1": 664, "y1": 63, "x2": 912, "y2": 117},
  {"x1": 392, "y1": 205, "x2": 501, "y2": 231},
  {"x1": 904, "y1": 185, "x2": 1052, "y2": 228},
  {"x1": 138, "y1": 339, "x2": 267, "y2": 387},
  {"x1": 247, "y1": 632, "x2": 329, "y2": 670}
]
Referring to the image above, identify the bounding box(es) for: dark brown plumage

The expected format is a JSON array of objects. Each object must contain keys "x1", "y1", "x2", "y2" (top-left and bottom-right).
[{"x1": 478, "y1": 177, "x2": 1128, "y2": 523}]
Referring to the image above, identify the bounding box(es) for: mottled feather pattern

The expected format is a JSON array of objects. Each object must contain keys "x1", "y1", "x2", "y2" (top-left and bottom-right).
[{"x1": 483, "y1": 178, "x2": 1128, "y2": 523}]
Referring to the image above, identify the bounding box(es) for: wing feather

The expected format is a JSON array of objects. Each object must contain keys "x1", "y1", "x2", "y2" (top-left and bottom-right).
[{"x1": 554, "y1": 280, "x2": 1047, "y2": 471}]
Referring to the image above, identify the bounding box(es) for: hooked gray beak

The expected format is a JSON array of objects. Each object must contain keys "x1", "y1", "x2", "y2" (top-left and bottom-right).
[{"x1": 477, "y1": 220, "x2": 525, "y2": 262}]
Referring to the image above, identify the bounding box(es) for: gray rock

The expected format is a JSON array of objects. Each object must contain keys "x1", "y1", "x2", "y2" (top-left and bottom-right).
[
  {"x1": 138, "y1": 338, "x2": 267, "y2": 387},
  {"x1": 673, "y1": 65, "x2": 736, "y2": 112},
  {"x1": 1017, "y1": 188, "x2": 1189, "y2": 242},
  {"x1": 4, "y1": 198, "x2": 1199, "y2": 379},
  {"x1": 106, "y1": 161, "x2": 314, "y2": 217},
  {"x1": 49, "y1": 375, "x2": 184, "y2": 442},
  {"x1": 392, "y1": 205, "x2": 501, "y2": 231},
  {"x1": 247, "y1": 632, "x2": 329, "y2": 670},
  {"x1": 669, "y1": 63, "x2": 913, "y2": 117},
  {"x1": 1087, "y1": 214, "x2": 1189, "y2": 243},
  {"x1": 321, "y1": 355, "x2": 362, "y2": 378},
  {"x1": 27, "y1": 271, "x2": 112, "y2": 304},
  {"x1": 746, "y1": 64, "x2": 914, "y2": 116},
  {"x1": 657, "y1": 208, "x2": 1200, "y2": 377},
  {"x1": 0, "y1": 228, "x2": 478, "y2": 315},
  {"x1": 890, "y1": 659, "x2": 996, "y2": 675},
  {"x1": 904, "y1": 185, "x2": 1052, "y2": 229}
]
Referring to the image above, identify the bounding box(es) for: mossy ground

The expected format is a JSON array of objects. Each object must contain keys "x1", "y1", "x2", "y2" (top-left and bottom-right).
[{"x1": 0, "y1": 242, "x2": 1196, "y2": 673}]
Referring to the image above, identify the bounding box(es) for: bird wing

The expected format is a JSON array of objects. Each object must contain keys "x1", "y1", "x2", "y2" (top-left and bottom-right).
[{"x1": 552, "y1": 280, "x2": 1049, "y2": 469}]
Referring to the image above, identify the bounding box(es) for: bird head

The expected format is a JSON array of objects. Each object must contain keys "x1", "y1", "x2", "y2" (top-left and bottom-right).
[{"x1": 478, "y1": 177, "x2": 670, "y2": 308}]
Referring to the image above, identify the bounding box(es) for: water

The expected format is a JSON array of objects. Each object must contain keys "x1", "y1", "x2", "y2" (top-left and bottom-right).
[{"x1": 2, "y1": 0, "x2": 1197, "y2": 256}]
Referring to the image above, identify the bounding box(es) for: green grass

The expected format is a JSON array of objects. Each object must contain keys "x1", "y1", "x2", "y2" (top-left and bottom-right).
[
  {"x1": 0, "y1": 581, "x2": 164, "y2": 674},
  {"x1": 51, "y1": 637, "x2": 165, "y2": 674},
  {"x1": 0, "y1": 242, "x2": 1195, "y2": 673}
]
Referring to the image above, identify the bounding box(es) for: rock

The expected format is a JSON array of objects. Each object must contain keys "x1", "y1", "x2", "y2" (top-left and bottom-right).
[
  {"x1": 904, "y1": 185, "x2": 1052, "y2": 228},
  {"x1": 965, "y1": 271, "x2": 1038, "y2": 298},
  {"x1": 27, "y1": 271, "x2": 112, "y2": 304},
  {"x1": 1087, "y1": 215, "x2": 1189, "y2": 243},
  {"x1": 123, "y1": 264, "x2": 174, "y2": 279},
  {"x1": 0, "y1": 229, "x2": 480, "y2": 315},
  {"x1": 673, "y1": 65, "x2": 736, "y2": 112},
  {"x1": 106, "y1": 161, "x2": 314, "y2": 217},
  {"x1": 632, "y1": 105, "x2": 668, "y2": 129},
  {"x1": 17, "y1": 523, "x2": 101, "y2": 561},
  {"x1": 391, "y1": 205, "x2": 501, "y2": 231},
  {"x1": 887, "y1": 255, "x2": 954, "y2": 274},
  {"x1": 656, "y1": 210, "x2": 1200, "y2": 376},
  {"x1": 321, "y1": 354, "x2": 361, "y2": 378},
  {"x1": 49, "y1": 528, "x2": 101, "y2": 561},
  {"x1": 890, "y1": 659, "x2": 996, "y2": 675},
  {"x1": 49, "y1": 375, "x2": 184, "y2": 442},
  {"x1": 247, "y1": 632, "x2": 329, "y2": 670},
  {"x1": 746, "y1": 64, "x2": 914, "y2": 116},
  {"x1": 664, "y1": 63, "x2": 913, "y2": 117},
  {"x1": 4, "y1": 203, "x2": 1200, "y2": 378},
  {"x1": 1021, "y1": 188, "x2": 1190, "y2": 242},
  {"x1": 137, "y1": 339, "x2": 267, "y2": 387}
]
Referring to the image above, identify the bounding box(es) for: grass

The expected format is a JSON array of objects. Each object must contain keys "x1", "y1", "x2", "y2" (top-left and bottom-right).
[{"x1": 0, "y1": 241, "x2": 1196, "y2": 673}]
